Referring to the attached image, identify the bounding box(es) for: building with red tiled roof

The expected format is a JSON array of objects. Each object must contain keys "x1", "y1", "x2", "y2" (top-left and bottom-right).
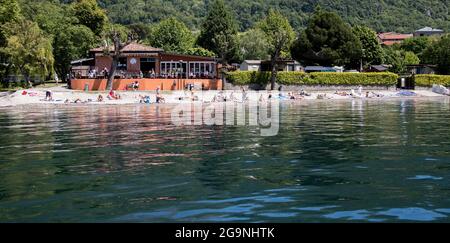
[
  {"x1": 70, "y1": 42, "x2": 222, "y2": 91},
  {"x1": 90, "y1": 42, "x2": 164, "y2": 53},
  {"x1": 377, "y1": 32, "x2": 413, "y2": 46}
]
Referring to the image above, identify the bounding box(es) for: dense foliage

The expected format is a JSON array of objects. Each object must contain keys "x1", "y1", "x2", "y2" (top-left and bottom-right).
[
  {"x1": 1, "y1": 0, "x2": 449, "y2": 87},
  {"x1": 353, "y1": 25, "x2": 384, "y2": 67},
  {"x1": 291, "y1": 9, "x2": 362, "y2": 67},
  {"x1": 237, "y1": 29, "x2": 270, "y2": 61},
  {"x1": 149, "y1": 18, "x2": 195, "y2": 53},
  {"x1": 226, "y1": 71, "x2": 398, "y2": 86},
  {"x1": 197, "y1": 0, "x2": 239, "y2": 64},
  {"x1": 97, "y1": 0, "x2": 450, "y2": 33},
  {"x1": 258, "y1": 9, "x2": 295, "y2": 89},
  {"x1": 415, "y1": 75, "x2": 450, "y2": 87},
  {"x1": 1, "y1": 19, "x2": 54, "y2": 84},
  {"x1": 421, "y1": 35, "x2": 450, "y2": 74}
]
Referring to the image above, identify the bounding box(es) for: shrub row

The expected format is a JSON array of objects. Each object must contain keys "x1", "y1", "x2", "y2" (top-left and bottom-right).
[
  {"x1": 225, "y1": 71, "x2": 398, "y2": 86},
  {"x1": 414, "y1": 74, "x2": 450, "y2": 87}
]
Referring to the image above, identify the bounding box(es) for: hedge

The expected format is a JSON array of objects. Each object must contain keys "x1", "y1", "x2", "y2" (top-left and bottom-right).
[
  {"x1": 225, "y1": 71, "x2": 398, "y2": 86},
  {"x1": 414, "y1": 74, "x2": 450, "y2": 87}
]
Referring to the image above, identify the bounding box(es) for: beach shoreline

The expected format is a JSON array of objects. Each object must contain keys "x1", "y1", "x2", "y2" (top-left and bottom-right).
[{"x1": 0, "y1": 86, "x2": 447, "y2": 107}]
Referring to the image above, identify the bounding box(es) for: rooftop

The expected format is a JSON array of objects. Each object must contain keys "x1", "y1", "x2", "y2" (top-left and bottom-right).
[
  {"x1": 304, "y1": 66, "x2": 336, "y2": 71},
  {"x1": 378, "y1": 32, "x2": 414, "y2": 40},
  {"x1": 243, "y1": 60, "x2": 262, "y2": 65},
  {"x1": 91, "y1": 42, "x2": 164, "y2": 53},
  {"x1": 415, "y1": 27, "x2": 444, "y2": 32}
]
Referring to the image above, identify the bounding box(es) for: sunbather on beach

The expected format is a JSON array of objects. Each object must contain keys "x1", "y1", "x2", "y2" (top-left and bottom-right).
[
  {"x1": 317, "y1": 94, "x2": 328, "y2": 99},
  {"x1": 299, "y1": 89, "x2": 311, "y2": 96},
  {"x1": 156, "y1": 93, "x2": 165, "y2": 103},
  {"x1": 108, "y1": 90, "x2": 121, "y2": 100},
  {"x1": 288, "y1": 92, "x2": 296, "y2": 100},
  {"x1": 371, "y1": 92, "x2": 384, "y2": 98},
  {"x1": 139, "y1": 95, "x2": 151, "y2": 104},
  {"x1": 335, "y1": 91, "x2": 348, "y2": 96}
]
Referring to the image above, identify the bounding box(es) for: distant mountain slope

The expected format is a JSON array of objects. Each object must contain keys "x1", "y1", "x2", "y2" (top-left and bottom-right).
[{"x1": 97, "y1": 0, "x2": 450, "y2": 32}]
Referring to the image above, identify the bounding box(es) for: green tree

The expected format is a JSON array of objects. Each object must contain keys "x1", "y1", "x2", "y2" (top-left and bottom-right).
[
  {"x1": 128, "y1": 23, "x2": 153, "y2": 42},
  {"x1": 291, "y1": 9, "x2": 362, "y2": 68},
  {"x1": 103, "y1": 26, "x2": 136, "y2": 90},
  {"x1": 20, "y1": 1, "x2": 71, "y2": 37},
  {"x1": 237, "y1": 28, "x2": 270, "y2": 62},
  {"x1": 422, "y1": 35, "x2": 450, "y2": 74},
  {"x1": 185, "y1": 47, "x2": 216, "y2": 57},
  {"x1": 0, "y1": 0, "x2": 22, "y2": 82},
  {"x1": 150, "y1": 18, "x2": 194, "y2": 53},
  {"x1": 400, "y1": 37, "x2": 431, "y2": 56},
  {"x1": 383, "y1": 48, "x2": 419, "y2": 73},
  {"x1": 71, "y1": 0, "x2": 108, "y2": 36},
  {"x1": 197, "y1": 0, "x2": 239, "y2": 64},
  {"x1": 353, "y1": 25, "x2": 384, "y2": 69},
  {"x1": 1, "y1": 19, "x2": 54, "y2": 85},
  {"x1": 404, "y1": 51, "x2": 420, "y2": 65},
  {"x1": 258, "y1": 10, "x2": 295, "y2": 90},
  {"x1": 54, "y1": 25, "x2": 96, "y2": 82}
]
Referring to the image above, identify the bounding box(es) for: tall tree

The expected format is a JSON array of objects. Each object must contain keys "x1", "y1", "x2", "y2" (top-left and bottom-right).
[
  {"x1": 400, "y1": 37, "x2": 432, "y2": 56},
  {"x1": 258, "y1": 10, "x2": 295, "y2": 90},
  {"x1": 150, "y1": 17, "x2": 194, "y2": 53},
  {"x1": 422, "y1": 35, "x2": 450, "y2": 74},
  {"x1": 1, "y1": 19, "x2": 54, "y2": 86},
  {"x1": 197, "y1": 0, "x2": 239, "y2": 64},
  {"x1": 353, "y1": 25, "x2": 384, "y2": 69},
  {"x1": 291, "y1": 8, "x2": 362, "y2": 68},
  {"x1": 71, "y1": 0, "x2": 108, "y2": 36},
  {"x1": 54, "y1": 25, "x2": 96, "y2": 82},
  {"x1": 104, "y1": 28, "x2": 136, "y2": 90},
  {"x1": 0, "y1": 0, "x2": 21, "y2": 81},
  {"x1": 383, "y1": 48, "x2": 420, "y2": 73}
]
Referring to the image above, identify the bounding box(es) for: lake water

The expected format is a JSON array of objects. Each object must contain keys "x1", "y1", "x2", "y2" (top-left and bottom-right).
[{"x1": 1, "y1": 98, "x2": 450, "y2": 222}]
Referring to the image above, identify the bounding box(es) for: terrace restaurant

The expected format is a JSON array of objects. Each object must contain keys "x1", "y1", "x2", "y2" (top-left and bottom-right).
[{"x1": 70, "y1": 42, "x2": 222, "y2": 91}]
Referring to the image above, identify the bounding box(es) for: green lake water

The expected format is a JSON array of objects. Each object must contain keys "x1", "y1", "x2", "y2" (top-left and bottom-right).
[{"x1": 1, "y1": 98, "x2": 450, "y2": 222}]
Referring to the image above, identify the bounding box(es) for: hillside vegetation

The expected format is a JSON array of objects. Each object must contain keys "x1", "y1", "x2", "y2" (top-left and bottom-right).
[{"x1": 97, "y1": 0, "x2": 450, "y2": 32}]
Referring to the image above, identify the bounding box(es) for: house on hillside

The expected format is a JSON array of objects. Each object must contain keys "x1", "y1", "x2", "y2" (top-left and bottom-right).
[
  {"x1": 70, "y1": 42, "x2": 222, "y2": 91},
  {"x1": 414, "y1": 27, "x2": 444, "y2": 37},
  {"x1": 240, "y1": 59, "x2": 303, "y2": 72},
  {"x1": 377, "y1": 32, "x2": 413, "y2": 46}
]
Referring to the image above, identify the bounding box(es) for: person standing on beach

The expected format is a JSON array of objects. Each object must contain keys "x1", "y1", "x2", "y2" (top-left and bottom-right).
[
  {"x1": 45, "y1": 90, "x2": 53, "y2": 101},
  {"x1": 103, "y1": 67, "x2": 109, "y2": 79},
  {"x1": 241, "y1": 87, "x2": 248, "y2": 102}
]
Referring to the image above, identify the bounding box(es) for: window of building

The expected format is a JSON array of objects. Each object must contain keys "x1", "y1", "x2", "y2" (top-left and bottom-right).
[
  {"x1": 117, "y1": 58, "x2": 127, "y2": 70},
  {"x1": 187, "y1": 62, "x2": 215, "y2": 78}
]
